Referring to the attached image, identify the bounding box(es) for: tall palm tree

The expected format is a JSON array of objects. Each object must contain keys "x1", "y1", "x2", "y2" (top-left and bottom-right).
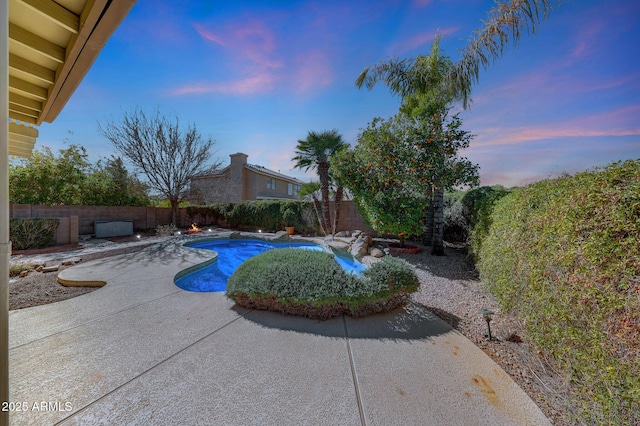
[
  {"x1": 356, "y1": 38, "x2": 454, "y2": 255},
  {"x1": 292, "y1": 130, "x2": 347, "y2": 236},
  {"x1": 355, "y1": 0, "x2": 558, "y2": 253}
]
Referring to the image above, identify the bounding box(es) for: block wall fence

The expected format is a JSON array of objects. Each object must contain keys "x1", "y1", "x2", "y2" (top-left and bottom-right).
[{"x1": 9, "y1": 201, "x2": 374, "y2": 244}]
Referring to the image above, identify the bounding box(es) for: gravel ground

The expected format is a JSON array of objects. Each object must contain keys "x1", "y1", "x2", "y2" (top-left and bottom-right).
[{"x1": 9, "y1": 235, "x2": 576, "y2": 425}]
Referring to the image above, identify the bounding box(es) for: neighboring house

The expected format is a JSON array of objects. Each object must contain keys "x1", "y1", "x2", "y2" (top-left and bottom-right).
[{"x1": 190, "y1": 153, "x2": 304, "y2": 204}]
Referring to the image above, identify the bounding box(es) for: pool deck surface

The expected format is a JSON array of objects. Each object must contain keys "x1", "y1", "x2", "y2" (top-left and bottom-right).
[{"x1": 9, "y1": 234, "x2": 551, "y2": 425}]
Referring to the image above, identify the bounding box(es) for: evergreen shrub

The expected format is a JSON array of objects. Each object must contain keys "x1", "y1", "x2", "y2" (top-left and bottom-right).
[
  {"x1": 477, "y1": 160, "x2": 639, "y2": 423},
  {"x1": 188, "y1": 200, "x2": 317, "y2": 233},
  {"x1": 226, "y1": 248, "x2": 419, "y2": 319}
]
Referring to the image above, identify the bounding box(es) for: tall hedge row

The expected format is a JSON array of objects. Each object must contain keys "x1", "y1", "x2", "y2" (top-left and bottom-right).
[
  {"x1": 476, "y1": 160, "x2": 639, "y2": 424},
  {"x1": 186, "y1": 200, "x2": 318, "y2": 234}
]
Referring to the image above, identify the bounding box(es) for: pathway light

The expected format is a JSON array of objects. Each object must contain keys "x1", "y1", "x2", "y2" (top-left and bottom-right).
[{"x1": 478, "y1": 308, "x2": 495, "y2": 341}]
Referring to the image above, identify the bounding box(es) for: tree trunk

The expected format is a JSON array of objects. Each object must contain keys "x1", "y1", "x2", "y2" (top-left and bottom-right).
[
  {"x1": 311, "y1": 193, "x2": 327, "y2": 236},
  {"x1": 170, "y1": 198, "x2": 179, "y2": 227},
  {"x1": 332, "y1": 186, "x2": 344, "y2": 235},
  {"x1": 318, "y1": 163, "x2": 332, "y2": 236},
  {"x1": 431, "y1": 184, "x2": 445, "y2": 256},
  {"x1": 423, "y1": 185, "x2": 434, "y2": 246}
]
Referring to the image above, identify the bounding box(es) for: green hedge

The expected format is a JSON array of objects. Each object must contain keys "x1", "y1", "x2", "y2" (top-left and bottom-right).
[
  {"x1": 10, "y1": 218, "x2": 59, "y2": 250},
  {"x1": 461, "y1": 185, "x2": 511, "y2": 254},
  {"x1": 226, "y1": 248, "x2": 419, "y2": 319},
  {"x1": 476, "y1": 160, "x2": 640, "y2": 423},
  {"x1": 186, "y1": 200, "x2": 317, "y2": 233}
]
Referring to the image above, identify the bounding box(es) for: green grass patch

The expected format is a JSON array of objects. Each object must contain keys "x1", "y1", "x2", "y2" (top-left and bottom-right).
[
  {"x1": 226, "y1": 248, "x2": 419, "y2": 320},
  {"x1": 476, "y1": 159, "x2": 640, "y2": 423}
]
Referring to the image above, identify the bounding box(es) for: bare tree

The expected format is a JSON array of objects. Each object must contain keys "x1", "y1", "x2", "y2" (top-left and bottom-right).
[{"x1": 98, "y1": 109, "x2": 221, "y2": 225}]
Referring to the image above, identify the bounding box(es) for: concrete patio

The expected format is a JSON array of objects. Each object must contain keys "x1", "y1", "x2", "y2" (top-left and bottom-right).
[{"x1": 9, "y1": 236, "x2": 550, "y2": 425}]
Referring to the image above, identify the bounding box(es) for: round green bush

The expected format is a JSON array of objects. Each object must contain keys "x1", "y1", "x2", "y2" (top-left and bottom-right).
[{"x1": 226, "y1": 248, "x2": 419, "y2": 320}]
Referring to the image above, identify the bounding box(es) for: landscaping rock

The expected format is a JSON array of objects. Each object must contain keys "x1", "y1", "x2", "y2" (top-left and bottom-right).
[
  {"x1": 61, "y1": 257, "x2": 82, "y2": 266},
  {"x1": 370, "y1": 247, "x2": 385, "y2": 258},
  {"x1": 326, "y1": 240, "x2": 350, "y2": 251},
  {"x1": 229, "y1": 232, "x2": 242, "y2": 239},
  {"x1": 350, "y1": 235, "x2": 369, "y2": 257},
  {"x1": 42, "y1": 265, "x2": 59, "y2": 273},
  {"x1": 19, "y1": 270, "x2": 29, "y2": 278},
  {"x1": 271, "y1": 231, "x2": 290, "y2": 242}
]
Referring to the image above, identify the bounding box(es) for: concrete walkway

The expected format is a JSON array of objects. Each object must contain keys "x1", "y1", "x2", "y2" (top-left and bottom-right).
[{"x1": 9, "y1": 236, "x2": 550, "y2": 425}]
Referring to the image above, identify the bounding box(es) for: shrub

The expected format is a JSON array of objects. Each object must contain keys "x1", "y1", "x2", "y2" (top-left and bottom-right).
[
  {"x1": 10, "y1": 218, "x2": 59, "y2": 250},
  {"x1": 443, "y1": 191, "x2": 467, "y2": 242},
  {"x1": 226, "y1": 249, "x2": 419, "y2": 319},
  {"x1": 461, "y1": 185, "x2": 511, "y2": 255},
  {"x1": 155, "y1": 223, "x2": 178, "y2": 236},
  {"x1": 477, "y1": 160, "x2": 640, "y2": 423},
  {"x1": 9, "y1": 262, "x2": 34, "y2": 277},
  {"x1": 282, "y1": 207, "x2": 297, "y2": 227}
]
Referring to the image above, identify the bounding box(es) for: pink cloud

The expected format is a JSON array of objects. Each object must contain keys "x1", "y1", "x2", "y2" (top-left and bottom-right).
[
  {"x1": 291, "y1": 51, "x2": 334, "y2": 94},
  {"x1": 171, "y1": 73, "x2": 277, "y2": 96},
  {"x1": 195, "y1": 21, "x2": 282, "y2": 70},
  {"x1": 194, "y1": 24, "x2": 226, "y2": 46},
  {"x1": 471, "y1": 105, "x2": 640, "y2": 147}
]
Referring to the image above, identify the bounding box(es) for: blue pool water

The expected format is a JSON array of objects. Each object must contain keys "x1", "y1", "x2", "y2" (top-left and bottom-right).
[{"x1": 175, "y1": 239, "x2": 367, "y2": 292}]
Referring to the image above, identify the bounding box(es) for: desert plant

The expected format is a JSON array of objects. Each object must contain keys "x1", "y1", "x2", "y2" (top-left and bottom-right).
[
  {"x1": 9, "y1": 263, "x2": 34, "y2": 277},
  {"x1": 155, "y1": 223, "x2": 178, "y2": 236},
  {"x1": 10, "y1": 218, "x2": 59, "y2": 250}
]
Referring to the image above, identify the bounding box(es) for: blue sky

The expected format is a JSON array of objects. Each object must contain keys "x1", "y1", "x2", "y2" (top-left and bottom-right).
[{"x1": 36, "y1": 0, "x2": 640, "y2": 187}]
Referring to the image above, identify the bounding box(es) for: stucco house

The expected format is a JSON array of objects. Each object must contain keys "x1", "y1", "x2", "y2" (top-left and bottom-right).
[{"x1": 190, "y1": 153, "x2": 304, "y2": 204}]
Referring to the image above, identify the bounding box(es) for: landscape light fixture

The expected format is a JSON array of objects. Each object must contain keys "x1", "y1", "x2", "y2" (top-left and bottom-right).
[{"x1": 478, "y1": 308, "x2": 495, "y2": 341}]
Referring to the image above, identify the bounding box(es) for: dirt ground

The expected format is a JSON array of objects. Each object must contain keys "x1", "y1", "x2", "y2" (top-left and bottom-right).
[{"x1": 8, "y1": 236, "x2": 574, "y2": 425}]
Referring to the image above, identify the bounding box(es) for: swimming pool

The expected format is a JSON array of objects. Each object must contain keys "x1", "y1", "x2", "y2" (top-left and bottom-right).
[{"x1": 175, "y1": 239, "x2": 367, "y2": 292}]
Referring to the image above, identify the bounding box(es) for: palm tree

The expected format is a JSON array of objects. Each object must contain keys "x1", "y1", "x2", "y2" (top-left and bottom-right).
[
  {"x1": 355, "y1": 0, "x2": 558, "y2": 253},
  {"x1": 356, "y1": 38, "x2": 454, "y2": 255},
  {"x1": 292, "y1": 130, "x2": 347, "y2": 236},
  {"x1": 448, "y1": 0, "x2": 559, "y2": 108}
]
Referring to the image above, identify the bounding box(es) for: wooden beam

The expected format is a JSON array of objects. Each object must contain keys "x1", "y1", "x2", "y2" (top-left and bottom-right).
[
  {"x1": 8, "y1": 75, "x2": 48, "y2": 100},
  {"x1": 8, "y1": 53, "x2": 55, "y2": 84},
  {"x1": 9, "y1": 92, "x2": 42, "y2": 112},
  {"x1": 8, "y1": 103, "x2": 39, "y2": 119},
  {"x1": 21, "y1": 0, "x2": 80, "y2": 34},
  {"x1": 9, "y1": 23, "x2": 65, "y2": 63},
  {"x1": 41, "y1": 0, "x2": 137, "y2": 123},
  {"x1": 8, "y1": 110, "x2": 37, "y2": 124},
  {"x1": 8, "y1": 122, "x2": 38, "y2": 157},
  {"x1": 8, "y1": 121, "x2": 39, "y2": 138}
]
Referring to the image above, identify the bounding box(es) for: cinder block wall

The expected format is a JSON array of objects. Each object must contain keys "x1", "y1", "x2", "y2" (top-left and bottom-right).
[{"x1": 9, "y1": 201, "x2": 376, "y2": 243}]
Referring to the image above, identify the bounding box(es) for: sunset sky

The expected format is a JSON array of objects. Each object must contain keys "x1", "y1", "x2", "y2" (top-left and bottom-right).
[{"x1": 35, "y1": 0, "x2": 639, "y2": 187}]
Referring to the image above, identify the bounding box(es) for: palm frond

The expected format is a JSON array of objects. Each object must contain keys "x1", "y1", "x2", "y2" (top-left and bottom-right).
[{"x1": 448, "y1": 0, "x2": 559, "y2": 108}]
